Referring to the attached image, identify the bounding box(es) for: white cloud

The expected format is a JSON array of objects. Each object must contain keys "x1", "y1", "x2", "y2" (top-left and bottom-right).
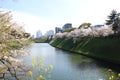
[
  {"x1": 67, "y1": 0, "x2": 120, "y2": 25},
  {"x1": 11, "y1": 11, "x2": 57, "y2": 35},
  {"x1": 2, "y1": 0, "x2": 120, "y2": 36}
]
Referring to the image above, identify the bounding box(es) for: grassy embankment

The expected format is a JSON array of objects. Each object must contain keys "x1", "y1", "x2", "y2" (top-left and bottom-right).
[
  {"x1": 50, "y1": 38, "x2": 120, "y2": 64},
  {"x1": 9, "y1": 39, "x2": 33, "y2": 49}
]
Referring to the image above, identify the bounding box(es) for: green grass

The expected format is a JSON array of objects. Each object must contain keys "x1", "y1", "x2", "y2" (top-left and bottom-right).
[
  {"x1": 9, "y1": 39, "x2": 33, "y2": 49},
  {"x1": 9, "y1": 41, "x2": 22, "y2": 49},
  {"x1": 50, "y1": 38, "x2": 120, "y2": 64}
]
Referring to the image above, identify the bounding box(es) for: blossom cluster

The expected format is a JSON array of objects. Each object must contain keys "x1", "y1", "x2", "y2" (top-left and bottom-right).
[{"x1": 53, "y1": 25, "x2": 114, "y2": 39}]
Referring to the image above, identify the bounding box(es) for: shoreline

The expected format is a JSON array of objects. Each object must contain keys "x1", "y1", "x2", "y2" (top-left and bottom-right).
[{"x1": 49, "y1": 38, "x2": 120, "y2": 65}]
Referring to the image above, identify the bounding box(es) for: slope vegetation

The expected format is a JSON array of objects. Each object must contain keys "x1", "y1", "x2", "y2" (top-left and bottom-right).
[{"x1": 50, "y1": 38, "x2": 120, "y2": 64}]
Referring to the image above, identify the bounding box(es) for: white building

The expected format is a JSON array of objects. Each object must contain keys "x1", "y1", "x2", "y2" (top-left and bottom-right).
[{"x1": 36, "y1": 30, "x2": 42, "y2": 38}]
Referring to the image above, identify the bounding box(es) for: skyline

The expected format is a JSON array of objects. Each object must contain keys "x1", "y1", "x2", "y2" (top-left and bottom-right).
[{"x1": 0, "y1": 0, "x2": 120, "y2": 35}]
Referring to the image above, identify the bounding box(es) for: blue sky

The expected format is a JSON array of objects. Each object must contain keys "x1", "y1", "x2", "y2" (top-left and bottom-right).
[{"x1": 0, "y1": 0, "x2": 120, "y2": 35}]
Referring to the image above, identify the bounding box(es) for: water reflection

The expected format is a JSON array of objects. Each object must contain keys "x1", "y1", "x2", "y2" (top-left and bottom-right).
[{"x1": 22, "y1": 43, "x2": 119, "y2": 80}]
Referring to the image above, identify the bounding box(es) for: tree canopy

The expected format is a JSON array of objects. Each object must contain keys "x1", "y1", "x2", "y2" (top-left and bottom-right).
[
  {"x1": 0, "y1": 9, "x2": 31, "y2": 57},
  {"x1": 79, "y1": 22, "x2": 91, "y2": 29},
  {"x1": 106, "y1": 10, "x2": 120, "y2": 33}
]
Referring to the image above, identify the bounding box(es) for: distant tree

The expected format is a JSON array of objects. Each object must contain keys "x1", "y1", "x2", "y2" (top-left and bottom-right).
[
  {"x1": 79, "y1": 22, "x2": 91, "y2": 29},
  {"x1": 106, "y1": 10, "x2": 120, "y2": 33}
]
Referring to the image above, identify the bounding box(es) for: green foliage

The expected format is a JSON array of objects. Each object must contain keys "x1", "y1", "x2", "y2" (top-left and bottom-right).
[
  {"x1": 9, "y1": 40, "x2": 22, "y2": 49},
  {"x1": 9, "y1": 39, "x2": 33, "y2": 49},
  {"x1": 106, "y1": 10, "x2": 117, "y2": 25},
  {"x1": 79, "y1": 22, "x2": 91, "y2": 29},
  {"x1": 106, "y1": 10, "x2": 120, "y2": 33},
  {"x1": 50, "y1": 38, "x2": 120, "y2": 64},
  {"x1": 0, "y1": 9, "x2": 31, "y2": 57}
]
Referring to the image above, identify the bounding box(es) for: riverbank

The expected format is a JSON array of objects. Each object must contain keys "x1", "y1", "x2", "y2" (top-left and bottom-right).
[{"x1": 49, "y1": 38, "x2": 120, "y2": 64}]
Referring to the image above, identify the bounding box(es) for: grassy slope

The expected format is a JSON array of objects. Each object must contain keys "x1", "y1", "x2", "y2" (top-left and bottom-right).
[
  {"x1": 9, "y1": 39, "x2": 33, "y2": 49},
  {"x1": 50, "y1": 38, "x2": 120, "y2": 64}
]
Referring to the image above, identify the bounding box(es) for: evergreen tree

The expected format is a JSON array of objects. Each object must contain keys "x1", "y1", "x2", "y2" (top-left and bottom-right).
[
  {"x1": 106, "y1": 10, "x2": 117, "y2": 25},
  {"x1": 106, "y1": 10, "x2": 120, "y2": 33}
]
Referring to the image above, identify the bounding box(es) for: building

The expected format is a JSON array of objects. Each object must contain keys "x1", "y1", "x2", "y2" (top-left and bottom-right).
[
  {"x1": 36, "y1": 30, "x2": 42, "y2": 38},
  {"x1": 62, "y1": 23, "x2": 72, "y2": 31},
  {"x1": 93, "y1": 24, "x2": 104, "y2": 28},
  {"x1": 45, "y1": 30, "x2": 54, "y2": 36},
  {"x1": 55, "y1": 27, "x2": 62, "y2": 34}
]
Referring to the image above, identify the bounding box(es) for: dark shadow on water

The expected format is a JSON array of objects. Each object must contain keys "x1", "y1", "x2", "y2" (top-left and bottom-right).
[
  {"x1": 76, "y1": 59, "x2": 120, "y2": 72},
  {"x1": 94, "y1": 60, "x2": 120, "y2": 72},
  {"x1": 54, "y1": 48, "x2": 120, "y2": 73},
  {"x1": 77, "y1": 62, "x2": 98, "y2": 70}
]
